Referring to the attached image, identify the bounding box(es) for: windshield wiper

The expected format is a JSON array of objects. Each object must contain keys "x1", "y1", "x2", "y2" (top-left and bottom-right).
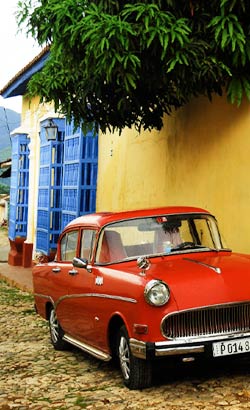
[
  {"x1": 170, "y1": 244, "x2": 226, "y2": 253},
  {"x1": 171, "y1": 242, "x2": 200, "y2": 251}
]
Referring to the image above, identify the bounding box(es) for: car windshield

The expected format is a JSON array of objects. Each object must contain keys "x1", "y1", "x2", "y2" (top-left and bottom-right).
[{"x1": 95, "y1": 213, "x2": 227, "y2": 264}]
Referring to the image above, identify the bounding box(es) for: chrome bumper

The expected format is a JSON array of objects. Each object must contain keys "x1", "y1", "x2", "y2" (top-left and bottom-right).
[
  {"x1": 130, "y1": 331, "x2": 250, "y2": 359},
  {"x1": 130, "y1": 338, "x2": 204, "y2": 359}
]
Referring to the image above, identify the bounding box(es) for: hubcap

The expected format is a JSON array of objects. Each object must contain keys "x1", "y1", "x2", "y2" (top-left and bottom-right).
[
  {"x1": 119, "y1": 335, "x2": 130, "y2": 380},
  {"x1": 50, "y1": 309, "x2": 59, "y2": 343}
]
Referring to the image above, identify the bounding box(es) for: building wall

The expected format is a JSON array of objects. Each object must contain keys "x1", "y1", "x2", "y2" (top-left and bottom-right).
[
  {"x1": 96, "y1": 95, "x2": 250, "y2": 254},
  {"x1": 0, "y1": 197, "x2": 8, "y2": 222},
  {"x1": 20, "y1": 96, "x2": 58, "y2": 263},
  {"x1": 18, "y1": 97, "x2": 98, "y2": 263}
]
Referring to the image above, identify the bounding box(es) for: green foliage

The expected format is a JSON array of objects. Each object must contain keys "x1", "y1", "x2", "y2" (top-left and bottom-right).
[
  {"x1": 0, "y1": 279, "x2": 33, "y2": 305},
  {"x1": 17, "y1": 0, "x2": 250, "y2": 133},
  {"x1": 0, "y1": 183, "x2": 10, "y2": 195}
]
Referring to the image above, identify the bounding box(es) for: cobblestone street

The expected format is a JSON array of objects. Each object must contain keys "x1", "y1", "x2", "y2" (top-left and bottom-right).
[{"x1": 1, "y1": 279, "x2": 250, "y2": 410}]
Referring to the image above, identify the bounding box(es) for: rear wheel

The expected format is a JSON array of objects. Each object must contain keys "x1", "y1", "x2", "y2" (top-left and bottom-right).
[
  {"x1": 118, "y1": 325, "x2": 152, "y2": 389},
  {"x1": 49, "y1": 307, "x2": 68, "y2": 350}
]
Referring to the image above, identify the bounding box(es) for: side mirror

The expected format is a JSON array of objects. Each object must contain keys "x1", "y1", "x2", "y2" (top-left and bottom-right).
[{"x1": 72, "y1": 257, "x2": 88, "y2": 269}]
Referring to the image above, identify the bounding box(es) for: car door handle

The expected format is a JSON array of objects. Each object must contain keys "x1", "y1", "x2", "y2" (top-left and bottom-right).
[
  {"x1": 68, "y1": 269, "x2": 78, "y2": 276},
  {"x1": 52, "y1": 267, "x2": 61, "y2": 273}
]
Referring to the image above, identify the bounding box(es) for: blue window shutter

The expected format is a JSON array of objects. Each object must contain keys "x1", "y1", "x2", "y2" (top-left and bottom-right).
[
  {"x1": 61, "y1": 123, "x2": 98, "y2": 229},
  {"x1": 9, "y1": 134, "x2": 29, "y2": 240},
  {"x1": 36, "y1": 119, "x2": 65, "y2": 255}
]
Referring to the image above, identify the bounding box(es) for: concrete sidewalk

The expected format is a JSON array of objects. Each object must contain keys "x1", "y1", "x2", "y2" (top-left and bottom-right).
[
  {"x1": 0, "y1": 262, "x2": 33, "y2": 292},
  {"x1": 0, "y1": 231, "x2": 33, "y2": 292}
]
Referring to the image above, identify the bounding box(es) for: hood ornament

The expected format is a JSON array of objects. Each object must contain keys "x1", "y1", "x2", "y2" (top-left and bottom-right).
[
  {"x1": 184, "y1": 258, "x2": 221, "y2": 274},
  {"x1": 137, "y1": 256, "x2": 151, "y2": 276}
]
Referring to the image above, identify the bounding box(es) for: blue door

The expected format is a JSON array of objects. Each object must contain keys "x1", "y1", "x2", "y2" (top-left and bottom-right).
[
  {"x1": 36, "y1": 118, "x2": 65, "y2": 255},
  {"x1": 9, "y1": 134, "x2": 29, "y2": 240},
  {"x1": 36, "y1": 120, "x2": 98, "y2": 257}
]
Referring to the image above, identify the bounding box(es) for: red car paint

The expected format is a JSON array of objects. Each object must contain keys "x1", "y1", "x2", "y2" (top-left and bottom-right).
[{"x1": 33, "y1": 206, "x2": 250, "y2": 389}]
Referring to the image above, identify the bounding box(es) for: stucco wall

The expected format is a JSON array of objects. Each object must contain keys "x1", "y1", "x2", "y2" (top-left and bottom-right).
[
  {"x1": 96, "y1": 95, "x2": 250, "y2": 254},
  {"x1": 21, "y1": 96, "x2": 56, "y2": 254}
]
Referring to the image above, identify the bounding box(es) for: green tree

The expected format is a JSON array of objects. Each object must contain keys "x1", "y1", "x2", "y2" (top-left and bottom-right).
[
  {"x1": 0, "y1": 183, "x2": 10, "y2": 195},
  {"x1": 18, "y1": 0, "x2": 250, "y2": 133}
]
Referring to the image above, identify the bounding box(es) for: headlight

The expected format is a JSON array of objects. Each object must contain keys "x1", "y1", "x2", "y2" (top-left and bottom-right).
[{"x1": 144, "y1": 280, "x2": 170, "y2": 307}]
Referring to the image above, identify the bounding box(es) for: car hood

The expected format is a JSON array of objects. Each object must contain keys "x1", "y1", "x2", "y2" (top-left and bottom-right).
[{"x1": 146, "y1": 251, "x2": 250, "y2": 311}]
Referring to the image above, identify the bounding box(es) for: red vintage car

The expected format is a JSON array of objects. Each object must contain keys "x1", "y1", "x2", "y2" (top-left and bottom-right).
[{"x1": 33, "y1": 206, "x2": 250, "y2": 389}]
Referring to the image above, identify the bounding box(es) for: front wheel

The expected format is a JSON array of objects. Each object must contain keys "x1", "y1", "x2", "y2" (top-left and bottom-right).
[
  {"x1": 49, "y1": 307, "x2": 68, "y2": 350},
  {"x1": 118, "y1": 325, "x2": 152, "y2": 389}
]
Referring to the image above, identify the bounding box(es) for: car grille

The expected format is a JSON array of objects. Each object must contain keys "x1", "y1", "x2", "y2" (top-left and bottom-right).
[{"x1": 162, "y1": 302, "x2": 250, "y2": 339}]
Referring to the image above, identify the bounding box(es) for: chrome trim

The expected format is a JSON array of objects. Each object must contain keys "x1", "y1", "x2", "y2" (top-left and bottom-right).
[
  {"x1": 95, "y1": 276, "x2": 104, "y2": 286},
  {"x1": 52, "y1": 267, "x2": 61, "y2": 273},
  {"x1": 155, "y1": 345, "x2": 204, "y2": 357},
  {"x1": 35, "y1": 292, "x2": 136, "y2": 312},
  {"x1": 96, "y1": 212, "x2": 224, "y2": 264},
  {"x1": 184, "y1": 257, "x2": 221, "y2": 274},
  {"x1": 55, "y1": 293, "x2": 137, "y2": 308},
  {"x1": 34, "y1": 293, "x2": 54, "y2": 305},
  {"x1": 129, "y1": 338, "x2": 205, "y2": 359},
  {"x1": 130, "y1": 332, "x2": 250, "y2": 359},
  {"x1": 63, "y1": 334, "x2": 111, "y2": 362},
  {"x1": 68, "y1": 269, "x2": 78, "y2": 276},
  {"x1": 137, "y1": 256, "x2": 150, "y2": 275},
  {"x1": 96, "y1": 247, "x2": 223, "y2": 265},
  {"x1": 144, "y1": 279, "x2": 170, "y2": 306},
  {"x1": 129, "y1": 338, "x2": 147, "y2": 359},
  {"x1": 156, "y1": 331, "x2": 250, "y2": 346},
  {"x1": 163, "y1": 299, "x2": 250, "y2": 316},
  {"x1": 161, "y1": 301, "x2": 250, "y2": 340}
]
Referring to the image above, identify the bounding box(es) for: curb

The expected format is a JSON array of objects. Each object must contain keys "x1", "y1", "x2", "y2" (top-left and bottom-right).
[{"x1": 0, "y1": 272, "x2": 33, "y2": 293}]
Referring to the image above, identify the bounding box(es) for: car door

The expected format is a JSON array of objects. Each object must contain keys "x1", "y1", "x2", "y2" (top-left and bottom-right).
[
  {"x1": 52, "y1": 228, "x2": 80, "y2": 334},
  {"x1": 59, "y1": 228, "x2": 98, "y2": 343}
]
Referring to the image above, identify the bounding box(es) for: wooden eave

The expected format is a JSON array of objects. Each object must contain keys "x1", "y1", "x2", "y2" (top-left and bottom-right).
[{"x1": 0, "y1": 46, "x2": 50, "y2": 98}]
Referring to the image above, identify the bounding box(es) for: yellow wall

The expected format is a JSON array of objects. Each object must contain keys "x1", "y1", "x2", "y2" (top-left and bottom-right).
[
  {"x1": 20, "y1": 96, "x2": 57, "y2": 255},
  {"x1": 97, "y1": 95, "x2": 250, "y2": 253}
]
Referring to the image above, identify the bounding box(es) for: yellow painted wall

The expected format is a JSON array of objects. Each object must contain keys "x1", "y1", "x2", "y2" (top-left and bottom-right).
[
  {"x1": 20, "y1": 96, "x2": 57, "y2": 255},
  {"x1": 96, "y1": 95, "x2": 250, "y2": 254}
]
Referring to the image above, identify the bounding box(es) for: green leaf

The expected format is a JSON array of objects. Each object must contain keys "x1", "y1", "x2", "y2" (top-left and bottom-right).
[
  {"x1": 167, "y1": 58, "x2": 178, "y2": 72},
  {"x1": 221, "y1": 28, "x2": 229, "y2": 48},
  {"x1": 124, "y1": 73, "x2": 137, "y2": 90},
  {"x1": 227, "y1": 77, "x2": 243, "y2": 106},
  {"x1": 214, "y1": 26, "x2": 222, "y2": 43},
  {"x1": 147, "y1": 30, "x2": 156, "y2": 47},
  {"x1": 17, "y1": 0, "x2": 250, "y2": 133},
  {"x1": 228, "y1": 21, "x2": 233, "y2": 38}
]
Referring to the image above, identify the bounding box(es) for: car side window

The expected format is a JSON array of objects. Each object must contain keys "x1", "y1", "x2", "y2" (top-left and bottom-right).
[
  {"x1": 60, "y1": 230, "x2": 79, "y2": 261},
  {"x1": 80, "y1": 229, "x2": 96, "y2": 260}
]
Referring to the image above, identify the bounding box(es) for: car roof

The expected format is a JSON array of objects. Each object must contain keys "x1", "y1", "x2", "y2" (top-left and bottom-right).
[{"x1": 66, "y1": 206, "x2": 211, "y2": 229}]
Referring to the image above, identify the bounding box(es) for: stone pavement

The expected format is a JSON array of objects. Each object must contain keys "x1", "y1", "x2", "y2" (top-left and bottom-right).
[
  {"x1": 1, "y1": 278, "x2": 250, "y2": 410},
  {"x1": 1, "y1": 233, "x2": 250, "y2": 409}
]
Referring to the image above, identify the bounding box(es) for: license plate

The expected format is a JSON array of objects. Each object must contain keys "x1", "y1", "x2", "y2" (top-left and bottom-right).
[{"x1": 213, "y1": 337, "x2": 250, "y2": 357}]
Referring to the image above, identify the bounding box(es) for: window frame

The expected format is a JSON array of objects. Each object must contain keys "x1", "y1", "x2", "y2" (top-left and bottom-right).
[
  {"x1": 80, "y1": 228, "x2": 97, "y2": 261},
  {"x1": 59, "y1": 229, "x2": 80, "y2": 262}
]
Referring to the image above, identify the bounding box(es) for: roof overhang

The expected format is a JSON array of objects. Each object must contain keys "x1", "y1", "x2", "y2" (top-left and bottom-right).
[
  {"x1": 0, "y1": 159, "x2": 11, "y2": 178},
  {"x1": 0, "y1": 46, "x2": 50, "y2": 98},
  {"x1": 0, "y1": 167, "x2": 11, "y2": 178}
]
